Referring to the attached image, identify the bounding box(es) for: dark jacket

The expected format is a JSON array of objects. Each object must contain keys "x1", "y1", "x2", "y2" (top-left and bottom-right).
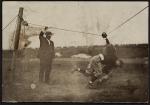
[
  {"x1": 39, "y1": 31, "x2": 55, "y2": 60},
  {"x1": 102, "y1": 38, "x2": 117, "y2": 66}
]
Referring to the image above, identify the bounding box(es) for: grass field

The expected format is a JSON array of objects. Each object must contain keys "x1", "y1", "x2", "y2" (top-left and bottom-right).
[{"x1": 2, "y1": 57, "x2": 149, "y2": 102}]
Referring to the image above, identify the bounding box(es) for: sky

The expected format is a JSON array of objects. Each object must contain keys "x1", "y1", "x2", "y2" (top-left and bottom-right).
[{"x1": 2, "y1": 1, "x2": 149, "y2": 49}]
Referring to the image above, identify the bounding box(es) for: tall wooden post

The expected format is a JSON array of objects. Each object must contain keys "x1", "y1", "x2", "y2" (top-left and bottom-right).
[
  {"x1": 14, "y1": 7, "x2": 24, "y2": 50},
  {"x1": 10, "y1": 7, "x2": 24, "y2": 82},
  {"x1": 8, "y1": 7, "x2": 24, "y2": 100}
]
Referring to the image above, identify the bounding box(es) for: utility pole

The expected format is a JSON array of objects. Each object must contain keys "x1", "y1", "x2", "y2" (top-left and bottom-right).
[
  {"x1": 10, "y1": 7, "x2": 24, "y2": 82},
  {"x1": 8, "y1": 7, "x2": 24, "y2": 101},
  {"x1": 14, "y1": 7, "x2": 24, "y2": 50}
]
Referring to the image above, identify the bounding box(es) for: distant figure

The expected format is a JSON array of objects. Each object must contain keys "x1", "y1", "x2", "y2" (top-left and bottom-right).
[
  {"x1": 39, "y1": 27, "x2": 55, "y2": 84},
  {"x1": 74, "y1": 32, "x2": 123, "y2": 88}
]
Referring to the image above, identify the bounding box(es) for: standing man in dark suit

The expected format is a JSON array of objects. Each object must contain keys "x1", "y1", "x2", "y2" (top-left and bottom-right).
[{"x1": 39, "y1": 27, "x2": 55, "y2": 84}]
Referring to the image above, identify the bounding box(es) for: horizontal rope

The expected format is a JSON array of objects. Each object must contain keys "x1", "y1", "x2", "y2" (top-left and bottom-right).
[{"x1": 28, "y1": 23, "x2": 101, "y2": 36}]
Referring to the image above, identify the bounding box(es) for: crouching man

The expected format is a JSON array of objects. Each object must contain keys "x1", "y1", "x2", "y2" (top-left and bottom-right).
[
  {"x1": 85, "y1": 53, "x2": 123, "y2": 88},
  {"x1": 75, "y1": 32, "x2": 123, "y2": 88}
]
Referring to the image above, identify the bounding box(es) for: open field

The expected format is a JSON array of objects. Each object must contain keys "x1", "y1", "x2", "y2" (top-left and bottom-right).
[{"x1": 2, "y1": 57, "x2": 149, "y2": 102}]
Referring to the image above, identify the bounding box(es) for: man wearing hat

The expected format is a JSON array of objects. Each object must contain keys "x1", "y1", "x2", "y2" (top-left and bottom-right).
[{"x1": 39, "y1": 27, "x2": 55, "y2": 84}]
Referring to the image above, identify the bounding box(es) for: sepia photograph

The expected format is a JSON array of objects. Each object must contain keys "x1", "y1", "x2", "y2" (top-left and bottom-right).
[{"x1": 2, "y1": 1, "x2": 149, "y2": 102}]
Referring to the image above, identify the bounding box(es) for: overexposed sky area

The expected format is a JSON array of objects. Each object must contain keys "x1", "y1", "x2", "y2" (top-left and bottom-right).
[{"x1": 2, "y1": 1, "x2": 148, "y2": 49}]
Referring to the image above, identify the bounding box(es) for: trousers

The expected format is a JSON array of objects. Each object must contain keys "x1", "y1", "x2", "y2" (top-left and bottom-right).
[{"x1": 39, "y1": 58, "x2": 53, "y2": 83}]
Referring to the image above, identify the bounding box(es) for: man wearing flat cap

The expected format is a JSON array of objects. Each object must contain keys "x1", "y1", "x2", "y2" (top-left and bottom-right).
[{"x1": 39, "y1": 27, "x2": 55, "y2": 84}]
